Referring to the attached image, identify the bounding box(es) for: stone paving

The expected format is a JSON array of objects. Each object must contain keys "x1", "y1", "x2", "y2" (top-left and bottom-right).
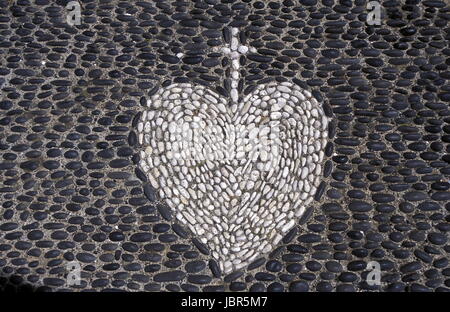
[{"x1": 0, "y1": 0, "x2": 449, "y2": 292}]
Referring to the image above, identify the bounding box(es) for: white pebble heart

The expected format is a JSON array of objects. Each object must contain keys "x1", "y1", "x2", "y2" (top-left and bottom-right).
[{"x1": 137, "y1": 81, "x2": 330, "y2": 274}]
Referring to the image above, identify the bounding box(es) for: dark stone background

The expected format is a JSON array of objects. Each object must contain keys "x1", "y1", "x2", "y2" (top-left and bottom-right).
[{"x1": 0, "y1": 0, "x2": 449, "y2": 292}]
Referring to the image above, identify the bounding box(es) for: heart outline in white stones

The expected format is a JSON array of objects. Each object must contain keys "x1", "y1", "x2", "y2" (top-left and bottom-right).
[{"x1": 137, "y1": 81, "x2": 330, "y2": 274}]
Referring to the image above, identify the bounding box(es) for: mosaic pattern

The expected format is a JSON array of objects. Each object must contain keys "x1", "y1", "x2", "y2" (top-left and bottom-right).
[
  {"x1": 137, "y1": 81, "x2": 329, "y2": 274},
  {"x1": 0, "y1": 0, "x2": 449, "y2": 292}
]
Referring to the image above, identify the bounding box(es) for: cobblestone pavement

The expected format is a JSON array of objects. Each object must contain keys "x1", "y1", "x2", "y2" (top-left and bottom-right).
[{"x1": 0, "y1": 0, "x2": 449, "y2": 292}]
